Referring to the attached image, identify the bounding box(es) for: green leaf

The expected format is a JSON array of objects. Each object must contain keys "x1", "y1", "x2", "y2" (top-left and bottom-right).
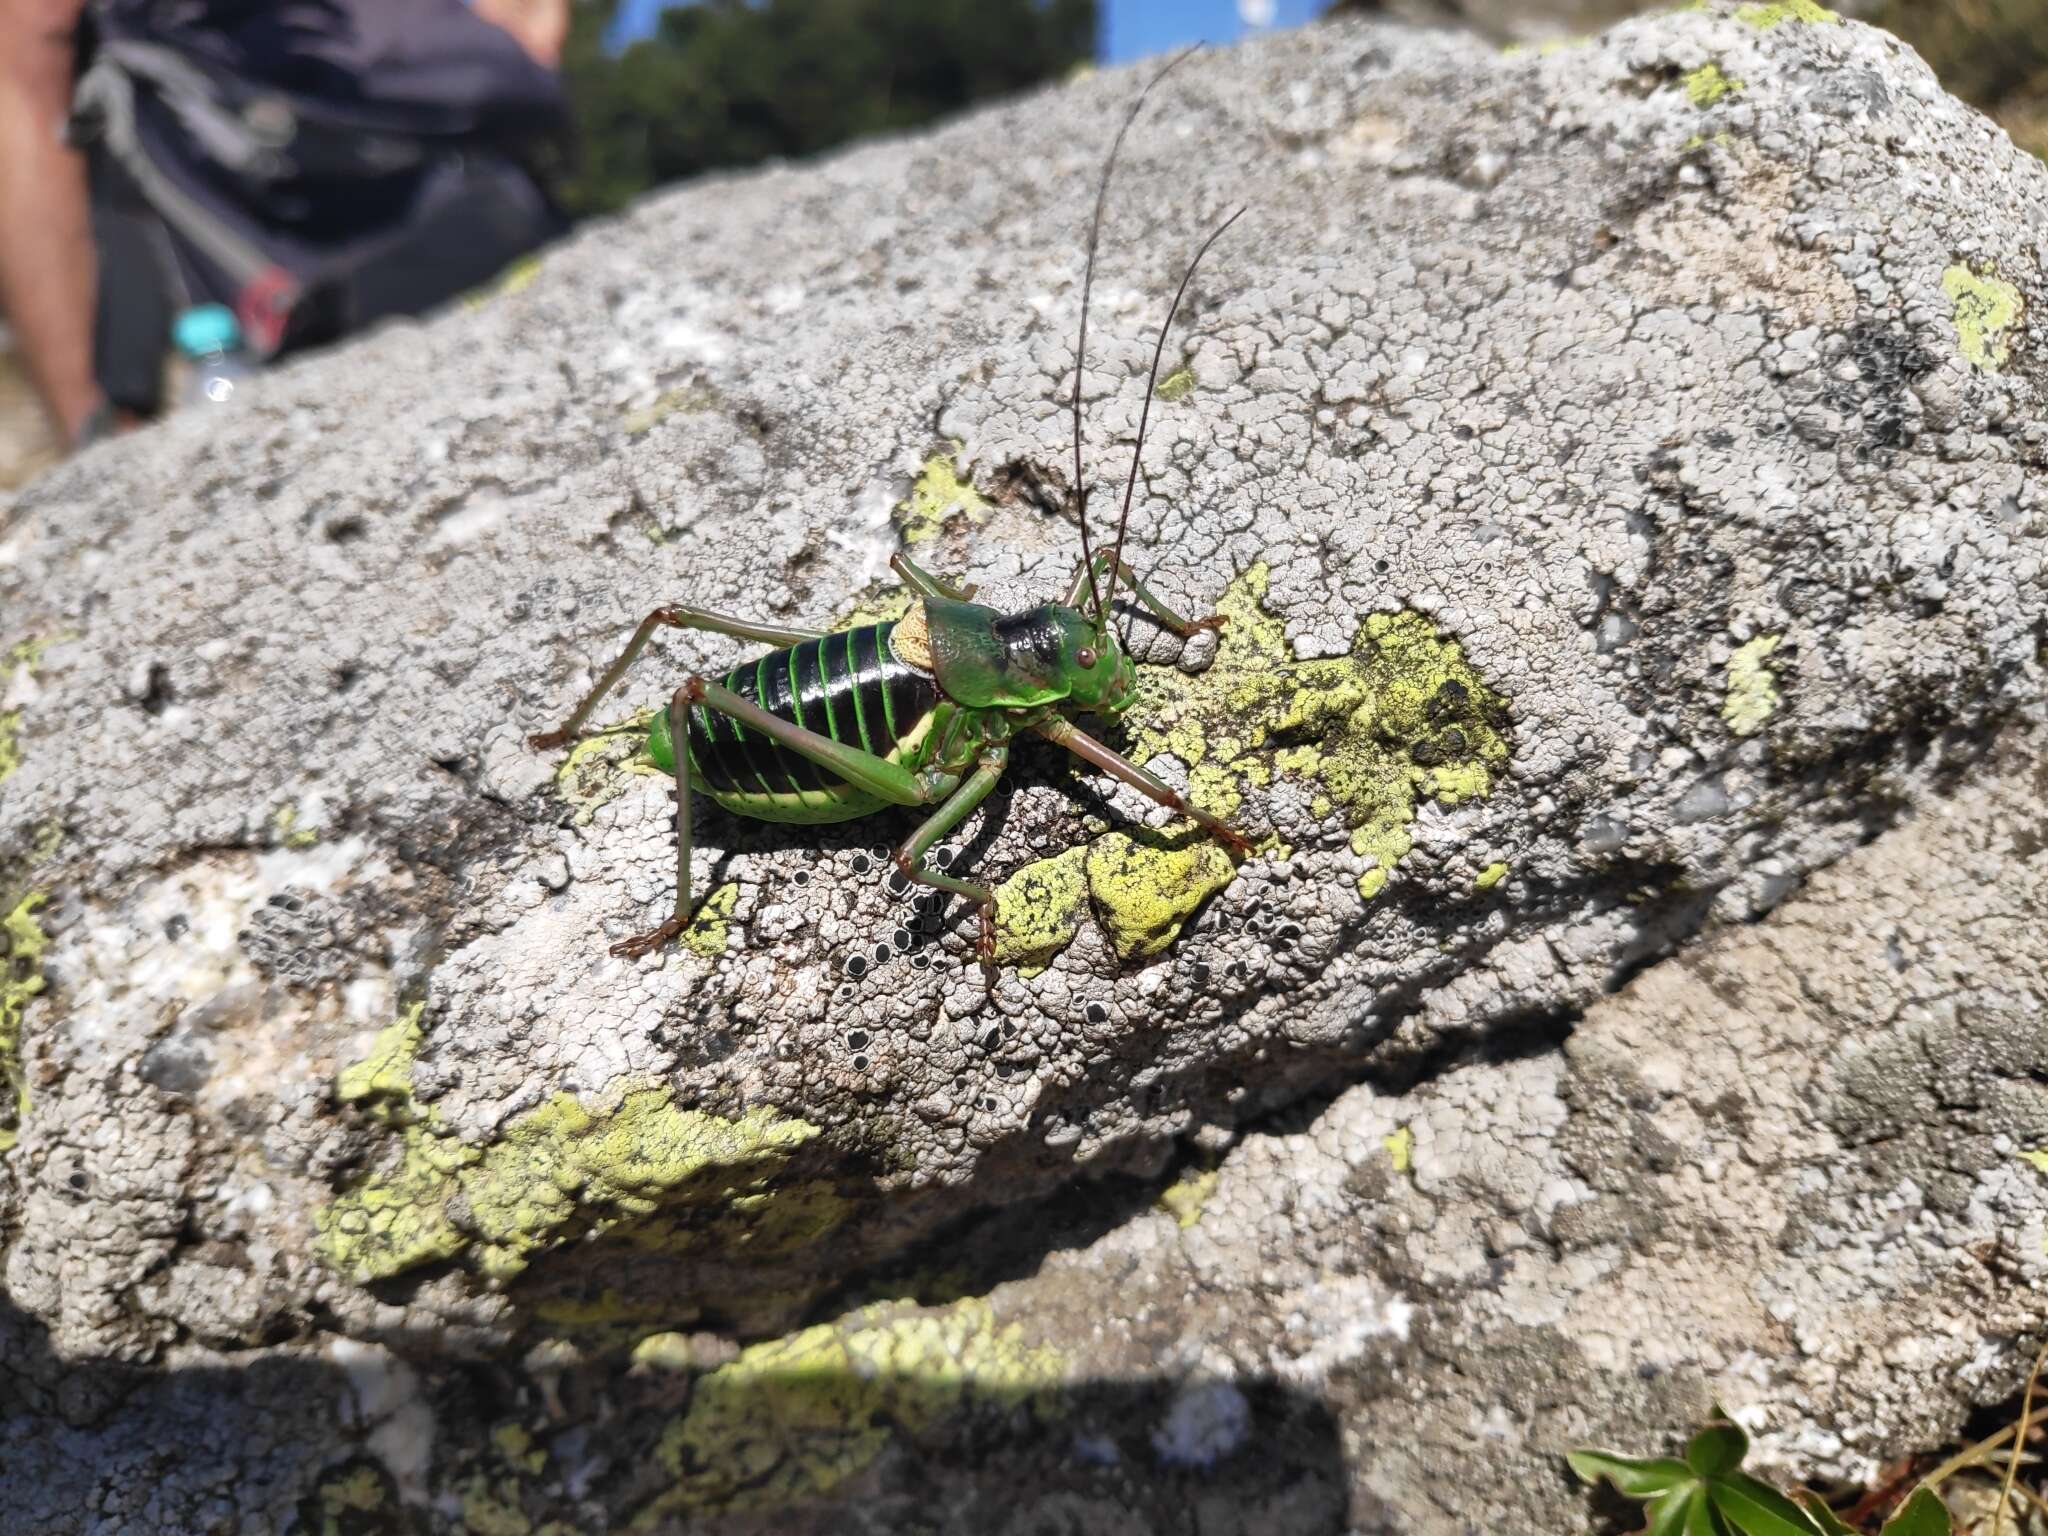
[
  {"x1": 1567, "y1": 1449, "x2": 1699, "y2": 1499},
  {"x1": 1688, "y1": 1421, "x2": 1751, "y2": 1479},
  {"x1": 1647, "y1": 1485, "x2": 1703, "y2": 1536},
  {"x1": 1794, "y1": 1491, "x2": 1860, "y2": 1536},
  {"x1": 1687, "y1": 1488, "x2": 1731, "y2": 1535},
  {"x1": 1709, "y1": 1473, "x2": 1828, "y2": 1536},
  {"x1": 1879, "y1": 1487, "x2": 1955, "y2": 1536}
]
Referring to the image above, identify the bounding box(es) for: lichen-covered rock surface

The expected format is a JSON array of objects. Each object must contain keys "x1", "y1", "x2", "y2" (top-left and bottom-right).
[
  {"x1": 3, "y1": 7, "x2": 2046, "y2": 1531},
  {"x1": 953, "y1": 721, "x2": 2048, "y2": 1532}
]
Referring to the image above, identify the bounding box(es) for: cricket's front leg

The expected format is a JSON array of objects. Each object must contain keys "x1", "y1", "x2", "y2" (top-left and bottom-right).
[
  {"x1": 1063, "y1": 550, "x2": 1227, "y2": 637},
  {"x1": 890, "y1": 749, "x2": 1008, "y2": 985},
  {"x1": 1034, "y1": 718, "x2": 1252, "y2": 858}
]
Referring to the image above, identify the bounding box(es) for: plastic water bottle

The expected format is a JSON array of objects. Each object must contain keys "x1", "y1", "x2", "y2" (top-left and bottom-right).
[{"x1": 172, "y1": 304, "x2": 254, "y2": 407}]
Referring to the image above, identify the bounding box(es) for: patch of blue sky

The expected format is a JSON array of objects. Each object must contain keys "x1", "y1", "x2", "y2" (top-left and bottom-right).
[{"x1": 607, "y1": 0, "x2": 1324, "y2": 61}]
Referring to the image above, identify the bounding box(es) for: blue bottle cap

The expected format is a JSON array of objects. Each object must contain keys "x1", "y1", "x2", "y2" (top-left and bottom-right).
[{"x1": 173, "y1": 304, "x2": 242, "y2": 358}]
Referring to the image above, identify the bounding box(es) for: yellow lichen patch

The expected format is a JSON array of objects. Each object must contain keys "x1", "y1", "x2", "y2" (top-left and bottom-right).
[
  {"x1": 270, "y1": 804, "x2": 319, "y2": 850},
  {"x1": 553, "y1": 713, "x2": 661, "y2": 824},
  {"x1": 335, "y1": 1005, "x2": 428, "y2": 1120},
  {"x1": 1684, "y1": 64, "x2": 1742, "y2": 107},
  {"x1": 1, "y1": 891, "x2": 50, "y2": 1153},
  {"x1": 833, "y1": 583, "x2": 917, "y2": 632},
  {"x1": 1474, "y1": 861, "x2": 1509, "y2": 891},
  {"x1": 645, "y1": 1298, "x2": 1064, "y2": 1518},
  {"x1": 1157, "y1": 1167, "x2": 1220, "y2": 1228},
  {"x1": 990, "y1": 845, "x2": 1090, "y2": 973},
  {"x1": 1383, "y1": 1125, "x2": 1415, "y2": 1174},
  {"x1": 1942, "y1": 264, "x2": 2024, "y2": 372},
  {"x1": 685, "y1": 882, "x2": 739, "y2": 958},
  {"x1": 1156, "y1": 365, "x2": 1196, "y2": 403},
  {"x1": 632, "y1": 1331, "x2": 699, "y2": 1372},
  {"x1": 0, "y1": 632, "x2": 69, "y2": 785},
  {"x1": 492, "y1": 1423, "x2": 547, "y2": 1475},
  {"x1": 1126, "y1": 564, "x2": 1513, "y2": 906},
  {"x1": 317, "y1": 1010, "x2": 829, "y2": 1286},
  {"x1": 294, "y1": 1459, "x2": 403, "y2": 1536},
  {"x1": 1722, "y1": 634, "x2": 1783, "y2": 737},
  {"x1": 895, "y1": 452, "x2": 987, "y2": 545},
  {"x1": 479, "y1": 1093, "x2": 815, "y2": 1286},
  {"x1": 8, "y1": 634, "x2": 67, "y2": 670},
  {"x1": 317, "y1": 1120, "x2": 473, "y2": 1278},
  {"x1": 460, "y1": 1478, "x2": 530, "y2": 1536},
  {"x1": 1084, "y1": 830, "x2": 1236, "y2": 961},
  {"x1": 318, "y1": 1464, "x2": 387, "y2": 1515},
  {"x1": 1736, "y1": 0, "x2": 1836, "y2": 25},
  {"x1": 623, "y1": 386, "x2": 717, "y2": 436}
]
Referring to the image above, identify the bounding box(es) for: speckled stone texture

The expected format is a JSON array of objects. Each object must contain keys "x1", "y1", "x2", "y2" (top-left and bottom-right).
[
  {"x1": 977, "y1": 723, "x2": 2048, "y2": 1533},
  {"x1": 1, "y1": 6, "x2": 2044, "y2": 1531}
]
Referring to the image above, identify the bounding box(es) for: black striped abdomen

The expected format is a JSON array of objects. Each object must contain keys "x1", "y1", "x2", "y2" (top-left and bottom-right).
[{"x1": 684, "y1": 623, "x2": 936, "y2": 799}]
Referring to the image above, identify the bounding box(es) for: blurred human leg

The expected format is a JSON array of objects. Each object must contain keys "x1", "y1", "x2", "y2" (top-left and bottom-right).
[{"x1": 0, "y1": 0, "x2": 99, "y2": 446}]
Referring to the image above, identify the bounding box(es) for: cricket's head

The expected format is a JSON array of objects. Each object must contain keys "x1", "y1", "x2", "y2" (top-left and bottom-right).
[
  {"x1": 921, "y1": 598, "x2": 1135, "y2": 715},
  {"x1": 1035, "y1": 604, "x2": 1137, "y2": 716}
]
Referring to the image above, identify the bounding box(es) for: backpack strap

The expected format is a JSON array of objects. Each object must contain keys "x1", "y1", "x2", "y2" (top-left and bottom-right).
[{"x1": 67, "y1": 48, "x2": 302, "y2": 357}]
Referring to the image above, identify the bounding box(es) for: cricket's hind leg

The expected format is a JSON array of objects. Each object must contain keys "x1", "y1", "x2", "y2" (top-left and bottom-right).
[
  {"x1": 610, "y1": 676, "x2": 959, "y2": 960},
  {"x1": 889, "y1": 748, "x2": 1008, "y2": 987},
  {"x1": 528, "y1": 605, "x2": 825, "y2": 750},
  {"x1": 611, "y1": 686, "x2": 699, "y2": 959}
]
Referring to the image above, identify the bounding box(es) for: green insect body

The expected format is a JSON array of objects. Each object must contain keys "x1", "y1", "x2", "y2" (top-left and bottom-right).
[
  {"x1": 530, "y1": 51, "x2": 1249, "y2": 976},
  {"x1": 642, "y1": 620, "x2": 941, "y2": 826},
  {"x1": 642, "y1": 600, "x2": 1141, "y2": 823}
]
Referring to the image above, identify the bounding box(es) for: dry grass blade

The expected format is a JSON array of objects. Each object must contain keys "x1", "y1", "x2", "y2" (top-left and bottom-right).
[{"x1": 2002, "y1": 1342, "x2": 2048, "y2": 1536}]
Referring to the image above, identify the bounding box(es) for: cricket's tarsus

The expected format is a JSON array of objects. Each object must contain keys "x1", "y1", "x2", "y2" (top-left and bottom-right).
[{"x1": 531, "y1": 52, "x2": 1250, "y2": 982}]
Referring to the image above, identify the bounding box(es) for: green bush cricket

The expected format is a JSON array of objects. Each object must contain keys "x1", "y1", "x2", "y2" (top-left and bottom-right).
[{"x1": 530, "y1": 51, "x2": 1251, "y2": 976}]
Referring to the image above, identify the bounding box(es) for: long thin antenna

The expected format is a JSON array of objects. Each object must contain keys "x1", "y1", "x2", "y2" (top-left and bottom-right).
[
  {"x1": 1101, "y1": 205, "x2": 1246, "y2": 624},
  {"x1": 1071, "y1": 44, "x2": 1201, "y2": 622}
]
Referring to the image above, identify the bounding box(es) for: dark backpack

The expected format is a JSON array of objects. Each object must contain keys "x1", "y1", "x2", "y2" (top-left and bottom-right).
[{"x1": 70, "y1": 0, "x2": 571, "y2": 412}]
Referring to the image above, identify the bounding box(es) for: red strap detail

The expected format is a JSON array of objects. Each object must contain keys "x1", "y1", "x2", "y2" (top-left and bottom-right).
[{"x1": 234, "y1": 267, "x2": 299, "y2": 356}]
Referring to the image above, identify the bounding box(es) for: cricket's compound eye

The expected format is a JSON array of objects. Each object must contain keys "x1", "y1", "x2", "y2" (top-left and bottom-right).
[{"x1": 1077, "y1": 646, "x2": 1097, "y2": 670}]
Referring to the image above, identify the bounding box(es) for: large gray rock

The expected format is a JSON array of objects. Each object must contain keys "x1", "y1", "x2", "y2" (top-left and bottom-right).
[
  {"x1": 951, "y1": 720, "x2": 2048, "y2": 1531},
  {"x1": 2, "y1": 4, "x2": 2045, "y2": 1530}
]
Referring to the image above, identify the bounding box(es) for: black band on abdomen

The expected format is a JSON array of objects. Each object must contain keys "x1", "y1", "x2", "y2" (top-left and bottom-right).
[{"x1": 684, "y1": 623, "x2": 937, "y2": 796}]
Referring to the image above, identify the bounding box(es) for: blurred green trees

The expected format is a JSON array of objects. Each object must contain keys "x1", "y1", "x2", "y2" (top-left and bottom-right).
[{"x1": 558, "y1": 0, "x2": 1097, "y2": 215}]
